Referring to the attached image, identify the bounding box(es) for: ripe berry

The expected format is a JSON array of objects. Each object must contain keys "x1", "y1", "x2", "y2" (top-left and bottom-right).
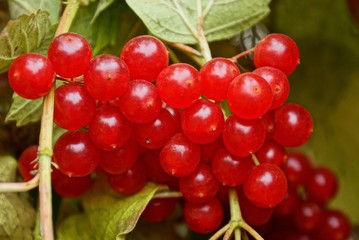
[
  {"x1": 54, "y1": 83, "x2": 96, "y2": 130},
  {"x1": 244, "y1": 163, "x2": 288, "y2": 208},
  {"x1": 52, "y1": 168, "x2": 93, "y2": 198},
  {"x1": 227, "y1": 72, "x2": 273, "y2": 119},
  {"x1": 184, "y1": 198, "x2": 224, "y2": 234},
  {"x1": 8, "y1": 53, "x2": 55, "y2": 99},
  {"x1": 107, "y1": 160, "x2": 147, "y2": 195},
  {"x1": 84, "y1": 54, "x2": 130, "y2": 101},
  {"x1": 159, "y1": 133, "x2": 201, "y2": 177},
  {"x1": 99, "y1": 139, "x2": 138, "y2": 175},
  {"x1": 179, "y1": 163, "x2": 220, "y2": 203},
  {"x1": 53, "y1": 131, "x2": 101, "y2": 177},
  {"x1": 253, "y1": 66, "x2": 290, "y2": 109},
  {"x1": 255, "y1": 140, "x2": 288, "y2": 166},
  {"x1": 294, "y1": 201, "x2": 322, "y2": 232},
  {"x1": 156, "y1": 63, "x2": 200, "y2": 109},
  {"x1": 181, "y1": 99, "x2": 224, "y2": 144},
  {"x1": 211, "y1": 148, "x2": 253, "y2": 186},
  {"x1": 18, "y1": 145, "x2": 38, "y2": 181},
  {"x1": 48, "y1": 32, "x2": 92, "y2": 78},
  {"x1": 200, "y1": 137, "x2": 224, "y2": 164},
  {"x1": 282, "y1": 151, "x2": 313, "y2": 186},
  {"x1": 254, "y1": 33, "x2": 300, "y2": 75},
  {"x1": 272, "y1": 103, "x2": 314, "y2": 147},
  {"x1": 134, "y1": 108, "x2": 176, "y2": 149},
  {"x1": 142, "y1": 198, "x2": 178, "y2": 223},
  {"x1": 222, "y1": 115, "x2": 266, "y2": 157},
  {"x1": 316, "y1": 209, "x2": 352, "y2": 240},
  {"x1": 305, "y1": 166, "x2": 338, "y2": 204},
  {"x1": 119, "y1": 79, "x2": 162, "y2": 123},
  {"x1": 89, "y1": 105, "x2": 132, "y2": 151},
  {"x1": 274, "y1": 188, "x2": 301, "y2": 217},
  {"x1": 199, "y1": 57, "x2": 240, "y2": 101},
  {"x1": 120, "y1": 35, "x2": 168, "y2": 81},
  {"x1": 142, "y1": 150, "x2": 175, "y2": 184}
]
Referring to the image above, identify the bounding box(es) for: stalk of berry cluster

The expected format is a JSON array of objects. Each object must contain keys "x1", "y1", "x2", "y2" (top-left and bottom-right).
[{"x1": 37, "y1": 1, "x2": 80, "y2": 239}]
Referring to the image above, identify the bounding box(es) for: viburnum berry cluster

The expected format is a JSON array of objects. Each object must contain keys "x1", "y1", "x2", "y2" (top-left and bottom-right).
[{"x1": 11, "y1": 32, "x2": 352, "y2": 239}]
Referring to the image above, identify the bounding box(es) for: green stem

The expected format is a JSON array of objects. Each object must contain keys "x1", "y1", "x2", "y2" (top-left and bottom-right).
[
  {"x1": 251, "y1": 153, "x2": 260, "y2": 166},
  {"x1": 38, "y1": 1, "x2": 80, "y2": 240},
  {"x1": 229, "y1": 188, "x2": 242, "y2": 221},
  {"x1": 208, "y1": 223, "x2": 230, "y2": 240},
  {"x1": 239, "y1": 222, "x2": 264, "y2": 240}
]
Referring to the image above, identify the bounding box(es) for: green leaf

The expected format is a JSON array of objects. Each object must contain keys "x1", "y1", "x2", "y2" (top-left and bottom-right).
[
  {"x1": 0, "y1": 155, "x2": 17, "y2": 182},
  {"x1": 5, "y1": 94, "x2": 43, "y2": 127},
  {"x1": 126, "y1": 0, "x2": 270, "y2": 44},
  {"x1": 91, "y1": 0, "x2": 116, "y2": 23},
  {"x1": 8, "y1": 0, "x2": 61, "y2": 24},
  {"x1": 271, "y1": 0, "x2": 359, "y2": 223},
  {"x1": 58, "y1": 182, "x2": 159, "y2": 240},
  {"x1": 0, "y1": 10, "x2": 51, "y2": 73}
]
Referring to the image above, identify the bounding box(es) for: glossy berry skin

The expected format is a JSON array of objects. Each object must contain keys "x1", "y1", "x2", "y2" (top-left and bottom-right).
[
  {"x1": 164, "y1": 105, "x2": 181, "y2": 132},
  {"x1": 107, "y1": 160, "x2": 147, "y2": 195},
  {"x1": 253, "y1": 66, "x2": 290, "y2": 109},
  {"x1": 53, "y1": 131, "x2": 101, "y2": 177},
  {"x1": 222, "y1": 115, "x2": 266, "y2": 157},
  {"x1": 54, "y1": 83, "x2": 96, "y2": 130},
  {"x1": 84, "y1": 54, "x2": 130, "y2": 101},
  {"x1": 159, "y1": 133, "x2": 201, "y2": 177},
  {"x1": 317, "y1": 209, "x2": 352, "y2": 240},
  {"x1": 282, "y1": 151, "x2": 313, "y2": 187},
  {"x1": 274, "y1": 188, "x2": 300, "y2": 217},
  {"x1": 200, "y1": 137, "x2": 224, "y2": 164},
  {"x1": 184, "y1": 198, "x2": 224, "y2": 234},
  {"x1": 272, "y1": 103, "x2": 314, "y2": 147},
  {"x1": 254, "y1": 33, "x2": 300, "y2": 75},
  {"x1": 294, "y1": 201, "x2": 322, "y2": 232},
  {"x1": 89, "y1": 105, "x2": 132, "y2": 151},
  {"x1": 134, "y1": 108, "x2": 176, "y2": 149},
  {"x1": 48, "y1": 32, "x2": 92, "y2": 78},
  {"x1": 244, "y1": 163, "x2": 288, "y2": 208},
  {"x1": 142, "y1": 198, "x2": 178, "y2": 223},
  {"x1": 8, "y1": 53, "x2": 55, "y2": 99},
  {"x1": 142, "y1": 150, "x2": 175, "y2": 184},
  {"x1": 119, "y1": 79, "x2": 162, "y2": 123},
  {"x1": 305, "y1": 167, "x2": 338, "y2": 204},
  {"x1": 181, "y1": 100, "x2": 224, "y2": 144},
  {"x1": 261, "y1": 110, "x2": 275, "y2": 140},
  {"x1": 199, "y1": 57, "x2": 240, "y2": 101},
  {"x1": 18, "y1": 145, "x2": 38, "y2": 181},
  {"x1": 156, "y1": 63, "x2": 200, "y2": 109},
  {"x1": 179, "y1": 163, "x2": 220, "y2": 203},
  {"x1": 99, "y1": 140, "x2": 138, "y2": 175},
  {"x1": 120, "y1": 35, "x2": 168, "y2": 81},
  {"x1": 211, "y1": 148, "x2": 253, "y2": 186},
  {"x1": 52, "y1": 169, "x2": 93, "y2": 198},
  {"x1": 227, "y1": 72, "x2": 273, "y2": 119},
  {"x1": 255, "y1": 140, "x2": 288, "y2": 166},
  {"x1": 237, "y1": 187, "x2": 274, "y2": 226}
]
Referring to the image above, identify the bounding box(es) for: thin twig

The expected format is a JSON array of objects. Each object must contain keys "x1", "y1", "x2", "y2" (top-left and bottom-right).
[
  {"x1": 208, "y1": 223, "x2": 230, "y2": 240},
  {"x1": 0, "y1": 174, "x2": 39, "y2": 192},
  {"x1": 230, "y1": 48, "x2": 256, "y2": 62},
  {"x1": 239, "y1": 221, "x2": 264, "y2": 240},
  {"x1": 153, "y1": 190, "x2": 183, "y2": 199},
  {"x1": 164, "y1": 41, "x2": 202, "y2": 57}
]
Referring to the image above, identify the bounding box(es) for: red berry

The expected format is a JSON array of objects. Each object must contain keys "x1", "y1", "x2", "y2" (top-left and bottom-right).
[
  {"x1": 282, "y1": 151, "x2": 313, "y2": 187},
  {"x1": 156, "y1": 63, "x2": 200, "y2": 109},
  {"x1": 253, "y1": 66, "x2": 290, "y2": 109},
  {"x1": 8, "y1": 53, "x2": 55, "y2": 99},
  {"x1": 53, "y1": 131, "x2": 101, "y2": 177},
  {"x1": 159, "y1": 133, "x2": 201, "y2": 177},
  {"x1": 181, "y1": 100, "x2": 224, "y2": 144},
  {"x1": 18, "y1": 145, "x2": 38, "y2": 181},
  {"x1": 211, "y1": 148, "x2": 253, "y2": 186},
  {"x1": 222, "y1": 115, "x2": 266, "y2": 157},
  {"x1": 179, "y1": 163, "x2": 220, "y2": 203},
  {"x1": 261, "y1": 110, "x2": 275, "y2": 140},
  {"x1": 316, "y1": 209, "x2": 352, "y2": 240},
  {"x1": 199, "y1": 57, "x2": 240, "y2": 101},
  {"x1": 200, "y1": 137, "x2": 224, "y2": 164},
  {"x1": 244, "y1": 163, "x2": 288, "y2": 208},
  {"x1": 227, "y1": 72, "x2": 273, "y2": 119},
  {"x1": 48, "y1": 32, "x2": 92, "y2": 78},
  {"x1": 305, "y1": 166, "x2": 338, "y2": 204},
  {"x1": 255, "y1": 140, "x2": 288, "y2": 166},
  {"x1": 142, "y1": 150, "x2": 175, "y2": 184},
  {"x1": 107, "y1": 160, "x2": 147, "y2": 195},
  {"x1": 273, "y1": 103, "x2": 314, "y2": 147},
  {"x1": 120, "y1": 35, "x2": 168, "y2": 81},
  {"x1": 184, "y1": 198, "x2": 224, "y2": 234},
  {"x1": 84, "y1": 54, "x2": 130, "y2": 101},
  {"x1": 99, "y1": 140, "x2": 138, "y2": 175},
  {"x1": 142, "y1": 198, "x2": 178, "y2": 223},
  {"x1": 54, "y1": 83, "x2": 96, "y2": 130},
  {"x1": 294, "y1": 201, "x2": 322, "y2": 232},
  {"x1": 254, "y1": 33, "x2": 300, "y2": 75},
  {"x1": 274, "y1": 188, "x2": 301, "y2": 217},
  {"x1": 119, "y1": 79, "x2": 162, "y2": 123},
  {"x1": 89, "y1": 105, "x2": 132, "y2": 151}
]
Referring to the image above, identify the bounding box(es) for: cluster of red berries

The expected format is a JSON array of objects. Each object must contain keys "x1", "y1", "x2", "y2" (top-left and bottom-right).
[{"x1": 10, "y1": 32, "x2": 350, "y2": 239}]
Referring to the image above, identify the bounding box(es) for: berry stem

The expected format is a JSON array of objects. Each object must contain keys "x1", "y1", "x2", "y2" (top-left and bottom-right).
[
  {"x1": 0, "y1": 174, "x2": 39, "y2": 192},
  {"x1": 239, "y1": 221, "x2": 264, "y2": 240},
  {"x1": 208, "y1": 223, "x2": 230, "y2": 240},
  {"x1": 251, "y1": 153, "x2": 260, "y2": 166},
  {"x1": 164, "y1": 41, "x2": 202, "y2": 57},
  {"x1": 38, "y1": 1, "x2": 80, "y2": 239},
  {"x1": 230, "y1": 48, "x2": 256, "y2": 62},
  {"x1": 153, "y1": 190, "x2": 183, "y2": 199}
]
